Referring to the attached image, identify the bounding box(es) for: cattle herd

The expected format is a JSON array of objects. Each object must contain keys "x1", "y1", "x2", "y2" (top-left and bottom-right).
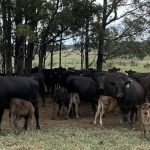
[{"x1": 0, "y1": 66, "x2": 150, "y2": 138}]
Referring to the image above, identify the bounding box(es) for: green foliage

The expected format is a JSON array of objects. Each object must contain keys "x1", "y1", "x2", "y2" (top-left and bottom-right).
[
  {"x1": 16, "y1": 24, "x2": 37, "y2": 41},
  {"x1": 143, "y1": 63, "x2": 150, "y2": 68}
]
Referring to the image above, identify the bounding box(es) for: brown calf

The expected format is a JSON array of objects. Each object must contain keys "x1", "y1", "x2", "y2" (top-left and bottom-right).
[
  {"x1": 9, "y1": 98, "x2": 35, "y2": 130},
  {"x1": 94, "y1": 95, "x2": 119, "y2": 126},
  {"x1": 66, "y1": 92, "x2": 80, "y2": 119},
  {"x1": 140, "y1": 103, "x2": 150, "y2": 138}
]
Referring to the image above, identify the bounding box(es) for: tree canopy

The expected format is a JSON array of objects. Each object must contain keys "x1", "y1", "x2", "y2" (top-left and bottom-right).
[{"x1": 0, "y1": 0, "x2": 150, "y2": 73}]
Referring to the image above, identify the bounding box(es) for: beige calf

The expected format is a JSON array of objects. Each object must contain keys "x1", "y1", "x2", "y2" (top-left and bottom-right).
[
  {"x1": 9, "y1": 98, "x2": 35, "y2": 130},
  {"x1": 140, "y1": 103, "x2": 150, "y2": 138},
  {"x1": 94, "y1": 95, "x2": 119, "y2": 126},
  {"x1": 66, "y1": 93, "x2": 80, "y2": 119}
]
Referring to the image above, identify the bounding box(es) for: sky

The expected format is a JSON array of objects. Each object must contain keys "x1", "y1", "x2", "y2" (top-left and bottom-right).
[
  {"x1": 64, "y1": 0, "x2": 144, "y2": 45},
  {"x1": 64, "y1": 0, "x2": 125, "y2": 45}
]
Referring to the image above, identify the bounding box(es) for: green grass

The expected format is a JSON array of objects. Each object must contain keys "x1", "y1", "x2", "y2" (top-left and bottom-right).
[
  {"x1": 33, "y1": 50, "x2": 150, "y2": 73},
  {"x1": 0, "y1": 127, "x2": 149, "y2": 150}
]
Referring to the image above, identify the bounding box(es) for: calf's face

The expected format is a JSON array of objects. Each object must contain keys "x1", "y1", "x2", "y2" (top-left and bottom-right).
[{"x1": 141, "y1": 103, "x2": 150, "y2": 117}]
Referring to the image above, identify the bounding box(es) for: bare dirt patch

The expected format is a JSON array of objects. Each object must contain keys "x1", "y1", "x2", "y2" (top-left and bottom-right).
[{"x1": 1, "y1": 96, "x2": 140, "y2": 131}]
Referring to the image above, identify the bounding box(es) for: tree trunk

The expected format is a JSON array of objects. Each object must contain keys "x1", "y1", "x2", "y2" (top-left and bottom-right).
[
  {"x1": 2, "y1": 54, "x2": 5, "y2": 74},
  {"x1": 14, "y1": 0, "x2": 25, "y2": 75},
  {"x1": 25, "y1": 42, "x2": 34, "y2": 74},
  {"x1": 59, "y1": 31, "x2": 63, "y2": 67},
  {"x1": 1, "y1": 0, "x2": 12, "y2": 75},
  {"x1": 39, "y1": 42, "x2": 47, "y2": 69},
  {"x1": 97, "y1": 31, "x2": 104, "y2": 71},
  {"x1": 6, "y1": 0, "x2": 12, "y2": 75},
  {"x1": 50, "y1": 42, "x2": 54, "y2": 69},
  {"x1": 96, "y1": 0, "x2": 107, "y2": 71},
  {"x1": 80, "y1": 31, "x2": 84, "y2": 70},
  {"x1": 85, "y1": 18, "x2": 89, "y2": 70}
]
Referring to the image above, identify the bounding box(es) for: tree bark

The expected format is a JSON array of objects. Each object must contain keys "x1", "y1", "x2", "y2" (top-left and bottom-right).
[
  {"x1": 85, "y1": 18, "x2": 89, "y2": 70},
  {"x1": 39, "y1": 39, "x2": 47, "y2": 69},
  {"x1": 59, "y1": 31, "x2": 63, "y2": 67},
  {"x1": 80, "y1": 30, "x2": 84, "y2": 70},
  {"x1": 1, "y1": 0, "x2": 12, "y2": 75},
  {"x1": 96, "y1": 0, "x2": 107, "y2": 71},
  {"x1": 14, "y1": 0, "x2": 25, "y2": 75},
  {"x1": 25, "y1": 42, "x2": 34, "y2": 74}
]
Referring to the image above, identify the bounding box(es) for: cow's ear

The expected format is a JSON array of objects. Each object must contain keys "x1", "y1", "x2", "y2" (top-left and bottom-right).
[
  {"x1": 137, "y1": 105, "x2": 142, "y2": 110},
  {"x1": 110, "y1": 81, "x2": 115, "y2": 86}
]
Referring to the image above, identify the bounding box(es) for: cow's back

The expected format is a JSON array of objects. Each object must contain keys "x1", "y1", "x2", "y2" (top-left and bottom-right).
[{"x1": 0, "y1": 76, "x2": 39, "y2": 107}]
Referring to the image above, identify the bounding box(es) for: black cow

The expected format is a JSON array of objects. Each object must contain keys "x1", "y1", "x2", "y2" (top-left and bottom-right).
[
  {"x1": 0, "y1": 76, "x2": 40, "y2": 130},
  {"x1": 31, "y1": 72, "x2": 46, "y2": 106},
  {"x1": 100, "y1": 72, "x2": 146, "y2": 128},
  {"x1": 65, "y1": 76, "x2": 100, "y2": 112},
  {"x1": 126, "y1": 70, "x2": 150, "y2": 102},
  {"x1": 125, "y1": 70, "x2": 150, "y2": 81},
  {"x1": 108, "y1": 67, "x2": 120, "y2": 73},
  {"x1": 117, "y1": 80, "x2": 146, "y2": 128}
]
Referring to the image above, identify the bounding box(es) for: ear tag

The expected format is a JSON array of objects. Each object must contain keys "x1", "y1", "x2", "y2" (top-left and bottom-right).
[{"x1": 126, "y1": 83, "x2": 130, "y2": 88}]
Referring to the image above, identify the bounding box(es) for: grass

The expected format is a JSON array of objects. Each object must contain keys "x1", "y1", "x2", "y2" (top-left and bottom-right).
[
  {"x1": 0, "y1": 127, "x2": 150, "y2": 150},
  {"x1": 33, "y1": 50, "x2": 150, "y2": 73}
]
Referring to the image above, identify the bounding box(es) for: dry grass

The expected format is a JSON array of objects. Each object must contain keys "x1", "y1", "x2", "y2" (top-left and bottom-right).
[{"x1": 33, "y1": 50, "x2": 150, "y2": 73}]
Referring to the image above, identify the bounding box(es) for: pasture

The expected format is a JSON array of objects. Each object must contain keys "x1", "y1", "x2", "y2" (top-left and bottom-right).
[
  {"x1": 33, "y1": 49, "x2": 150, "y2": 73},
  {"x1": 0, "y1": 97, "x2": 150, "y2": 150}
]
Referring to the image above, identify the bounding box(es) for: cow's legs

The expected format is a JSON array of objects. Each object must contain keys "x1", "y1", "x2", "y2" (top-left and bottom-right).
[
  {"x1": 74, "y1": 102, "x2": 79, "y2": 119},
  {"x1": 9, "y1": 113, "x2": 14, "y2": 128},
  {"x1": 34, "y1": 106, "x2": 40, "y2": 129},
  {"x1": 100, "y1": 105, "x2": 105, "y2": 126},
  {"x1": 0, "y1": 108, "x2": 4, "y2": 132},
  {"x1": 57, "y1": 104, "x2": 62, "y2": 116},
  {"x1": 24, "y1": 117, "x2": 29, "y2": 129},
  {"x1": 91, "y1": 100, "x2": 97, "y2": 114},
  {"x1": 94, "y1": 106, "x2": 100, "y2": 124},
  {"x1": 41, "y1": 94, "x2": 45, "y2": 107},
  {"x1": 24, "y1": 116, "x2": 28, "y2": 129},
  {"x1": 51, "y1": 100, "x2": 56, "y2": 120},
  {"x1": 66, "y1": 102, "x2": 72, "y2": 119},
  {"x1": 130, "y1": 109, "x2": 136, "y2": 130},
  {"x1": 14, "y1": 116, "x2": 19, "y2": 130},
  {"x1": 122, "y1": 114, "x2": 128, "y2": 123},
  {"x1": 27, "y1": 117, "x2": 32, "y2": 129}
]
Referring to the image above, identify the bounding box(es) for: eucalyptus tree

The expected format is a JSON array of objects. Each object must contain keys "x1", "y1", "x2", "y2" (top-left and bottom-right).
[
  {"x1": 37, "y1": 0, "x2": 96, "y2": 69},
  {"x1": 73, "y1": 0, "x2": 99, "y2": 70},
  {"x1": 1, "y1": 0, "x2": 12, "y2": 74},
  {"x1": 95, "y1": 0, "x2": 147, "y2": 71}
]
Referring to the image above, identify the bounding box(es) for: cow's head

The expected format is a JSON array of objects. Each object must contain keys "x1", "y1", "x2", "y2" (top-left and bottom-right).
[
  {"x1": 108, "y1": 67, "x2": 120, "y2": 73},
  {"x1": 96, "y1": 76, "x2": 105, "y2": 94},
  {"x1": 110, "y1": 79, "x2": 131, "y2": 99}
]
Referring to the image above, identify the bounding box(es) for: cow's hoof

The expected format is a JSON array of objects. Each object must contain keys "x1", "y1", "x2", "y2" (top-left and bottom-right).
[
  {"x1": 36, "y1": 126, "x2": 41, "y2": 130},
  {"x1": 65, "y1": 116, "x2": 69, "y2": 120},
  {"x1": 51, "y1": 117, "x2": 55, "y2": 120},
  {"x1": 93, "y1": 122, "x2": 97, "y2": 125}
]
